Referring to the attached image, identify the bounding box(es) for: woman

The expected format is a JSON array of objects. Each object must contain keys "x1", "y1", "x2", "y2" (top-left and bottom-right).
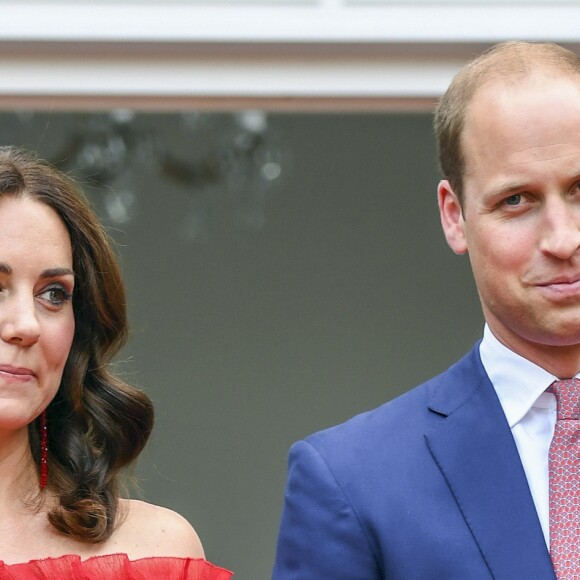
[{"x1": 0, "y1": 147, "x2": 231, "y2": 579}]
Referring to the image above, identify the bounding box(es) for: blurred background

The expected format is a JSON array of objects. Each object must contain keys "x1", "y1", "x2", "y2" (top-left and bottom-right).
[{"x1": 0, "y1": 1, "x2": 578, "y2": 577}]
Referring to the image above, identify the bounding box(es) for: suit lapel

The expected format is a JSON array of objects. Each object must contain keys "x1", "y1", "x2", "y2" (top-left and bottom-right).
[{"x1": 425, "y1": 346, "x2": 555, "y2": 579}]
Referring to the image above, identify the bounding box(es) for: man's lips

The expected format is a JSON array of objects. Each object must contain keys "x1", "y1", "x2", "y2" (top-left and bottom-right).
[
  {"x1": 535, "y1": 276, "x2": 580, "y2": 299},
  {"x1": 538, "y1": 274, "x2": 580, "y2": 286}
]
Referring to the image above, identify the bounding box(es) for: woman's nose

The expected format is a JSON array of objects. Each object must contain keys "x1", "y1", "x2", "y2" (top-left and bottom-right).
[{"x1": 0, "y1": 294, "x2": 41, "y2": 346}]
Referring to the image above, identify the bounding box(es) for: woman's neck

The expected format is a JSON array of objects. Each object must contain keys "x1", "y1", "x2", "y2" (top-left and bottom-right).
[{"x1": 0, "y1": 428, "x2": 39, "y2": 511}]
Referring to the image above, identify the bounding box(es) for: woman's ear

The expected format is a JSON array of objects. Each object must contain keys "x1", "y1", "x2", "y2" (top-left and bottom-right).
[{"x1": 438, "y1": 180, "x2": 468, "y2": 255}]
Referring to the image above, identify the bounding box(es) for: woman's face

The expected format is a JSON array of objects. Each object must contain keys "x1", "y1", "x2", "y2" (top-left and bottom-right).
[{"x1": 0, "y1": 196, "x2": 75, "y2": 431}]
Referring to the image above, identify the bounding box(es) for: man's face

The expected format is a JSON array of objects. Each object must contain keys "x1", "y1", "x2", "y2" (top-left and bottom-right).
[{"x1": 439, "y1": 74, "x2": 580, "y2": 364}]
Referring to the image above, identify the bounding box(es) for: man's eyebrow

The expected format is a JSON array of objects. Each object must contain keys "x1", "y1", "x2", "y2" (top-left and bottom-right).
[
  {"x1": 493, "y1": 171, "x2": 580, "y2": 197},
  {"x1": 0, "y1": 262, "x2": 11, "y2": 275},
  {"x1": 492, "y1": 182, "x2": 528, "y2": 197}
]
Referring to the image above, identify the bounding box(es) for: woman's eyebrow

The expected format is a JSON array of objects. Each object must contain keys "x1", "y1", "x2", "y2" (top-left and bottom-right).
[
  {"x1": 40, "y1": 267, "x2": 75, "y2": 279},
  {"x1": 0, "y1": 264, "x2": 74, "y2": 278}
]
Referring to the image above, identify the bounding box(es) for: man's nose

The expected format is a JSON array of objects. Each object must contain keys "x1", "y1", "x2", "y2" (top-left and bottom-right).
[
  {"x1": 539, "y1": 201, "x2": 580, "y2": 260},
  {"x1": 0, "y1": 294, "x2": 41, "y2": 346}
]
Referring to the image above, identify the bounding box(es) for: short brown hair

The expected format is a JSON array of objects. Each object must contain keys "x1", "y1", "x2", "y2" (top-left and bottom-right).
[{"x1": 434, "y1": 41, "x2": 580, "y2": 203}]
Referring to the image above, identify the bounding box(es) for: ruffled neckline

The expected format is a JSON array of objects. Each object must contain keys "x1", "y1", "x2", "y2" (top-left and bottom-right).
[{"x1": 0, "y1": 554, "x2": 232, "y2": 579}]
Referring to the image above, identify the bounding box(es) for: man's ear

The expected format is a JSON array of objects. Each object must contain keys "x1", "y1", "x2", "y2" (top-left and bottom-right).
[{"x1": 438, "y1": 180, "x2": 468, "y2": 255}]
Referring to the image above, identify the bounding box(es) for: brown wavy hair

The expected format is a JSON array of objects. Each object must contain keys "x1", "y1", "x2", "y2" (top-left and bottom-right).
[
  {"x1": 434, "y1": 41, "x2": 580, "y2": 205},
  {"x1": 0, "y1": 146, "x2": 154, "y2": 543}
]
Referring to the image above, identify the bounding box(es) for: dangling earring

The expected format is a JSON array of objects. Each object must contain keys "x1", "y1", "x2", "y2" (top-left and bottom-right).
[{"x1": 39, "y1": 410, "x2": 48, "y2": 490}]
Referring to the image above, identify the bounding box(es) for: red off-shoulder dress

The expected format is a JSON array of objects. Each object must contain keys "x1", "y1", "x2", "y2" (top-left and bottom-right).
[{"x1": 0, "y1": 554, "x2": 232, "y2": 579}]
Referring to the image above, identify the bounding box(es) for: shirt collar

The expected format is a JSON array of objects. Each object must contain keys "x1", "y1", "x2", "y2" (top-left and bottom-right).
[{"x1": 479, "y1": 325, "x2": 558, "y2": 428}]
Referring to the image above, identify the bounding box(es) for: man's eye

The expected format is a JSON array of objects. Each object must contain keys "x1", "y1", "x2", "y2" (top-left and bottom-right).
[{"x1": 505, "y1": 194, "x2": 522, "y2": 206}]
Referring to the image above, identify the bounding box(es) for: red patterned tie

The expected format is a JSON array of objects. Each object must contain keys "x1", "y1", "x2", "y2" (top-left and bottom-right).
[{"x1": 549, "y1": 378, "x2": 580, "y2": 578}]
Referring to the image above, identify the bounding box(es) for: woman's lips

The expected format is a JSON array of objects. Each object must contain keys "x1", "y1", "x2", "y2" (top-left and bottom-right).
[{"x1": 0, "y1": 365, "x2": 35, "y2": 381}]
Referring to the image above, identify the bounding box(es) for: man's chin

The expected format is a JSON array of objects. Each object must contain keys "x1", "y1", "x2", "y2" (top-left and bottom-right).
[{"x1": 528, "y1": 325, "x2": 580, "y2": 348}]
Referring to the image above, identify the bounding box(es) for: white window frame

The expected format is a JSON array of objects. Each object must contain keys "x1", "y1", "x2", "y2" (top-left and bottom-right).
[{"x1": 0, "y1": 1, "x2": 578, "y2": 111}]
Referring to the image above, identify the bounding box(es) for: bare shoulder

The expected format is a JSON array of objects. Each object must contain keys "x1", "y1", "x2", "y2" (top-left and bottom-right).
[{"x1": 108, "y1": 499, "x2": 205, "y2": 560}]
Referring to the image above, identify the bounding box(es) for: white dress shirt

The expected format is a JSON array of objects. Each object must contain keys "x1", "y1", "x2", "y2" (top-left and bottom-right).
[{"x1": 479, "y1": 325, "x2": 569, "y2": 548}]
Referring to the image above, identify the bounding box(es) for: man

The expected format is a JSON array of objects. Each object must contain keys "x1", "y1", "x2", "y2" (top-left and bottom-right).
[{"x1": 273, "y1": 41, "x2": 580, "y2": 579}]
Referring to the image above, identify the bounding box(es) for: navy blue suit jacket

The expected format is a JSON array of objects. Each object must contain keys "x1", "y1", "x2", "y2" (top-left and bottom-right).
[{"x1": 273, "y1": 344, "x2": 556, "y2": 579}]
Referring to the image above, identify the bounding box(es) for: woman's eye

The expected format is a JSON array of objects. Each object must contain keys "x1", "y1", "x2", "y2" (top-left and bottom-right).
[{"x1": 38, "y1": 285, "x2": 72, "y2": 307}]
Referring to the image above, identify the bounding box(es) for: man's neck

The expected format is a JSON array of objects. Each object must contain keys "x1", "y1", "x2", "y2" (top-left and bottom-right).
[{"x1": 485, "y1": 324, "x2": 580, "y2": 379}]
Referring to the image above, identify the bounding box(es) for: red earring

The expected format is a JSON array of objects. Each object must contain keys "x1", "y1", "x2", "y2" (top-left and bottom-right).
[{"x1": 40, "y1": 410, "x2": 48, "y2": 490}]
